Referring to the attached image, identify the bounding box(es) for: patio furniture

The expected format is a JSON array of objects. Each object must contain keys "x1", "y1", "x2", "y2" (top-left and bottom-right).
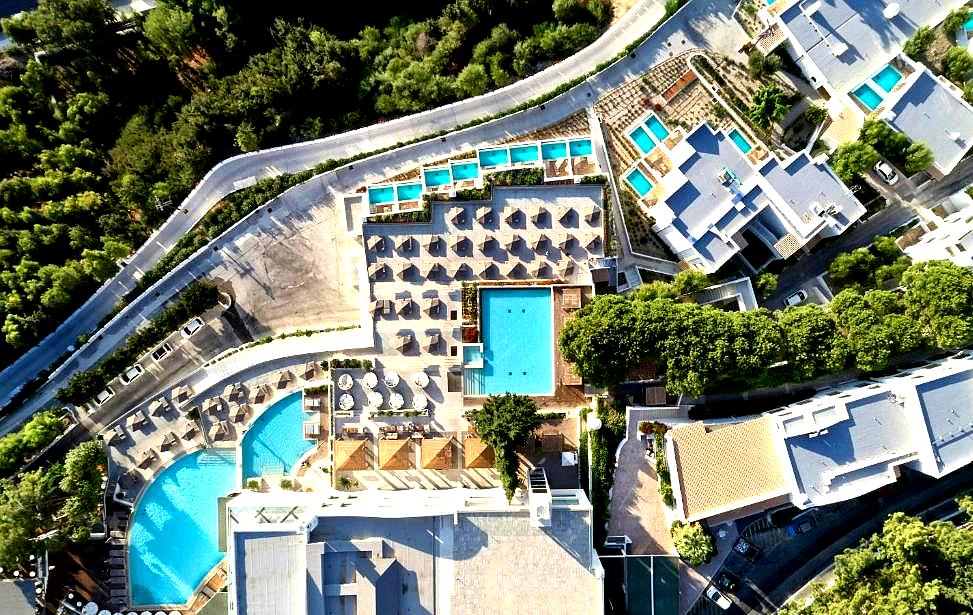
[
  {"x1": 562, "y1": 287, "x2": 582, "y2": 310},
  {"x1": 384, "y1": 370, "x2": 400, "y2": 388},
  {"x1": 337, "y1": 373, "x2": 354, "y2": 391},
  {"x1": 338, "y1": 394, "x2": 354, "y2": 412},
  {"x1": 306, "y1": 397, "x2": 322, "y2": 408},
  {"x1": 362, "y1": 371, "x2": 378, "y2": 390},
  {"x1": 372, "y1": 298, "x2": 392, "y2": 316},
  {"x1": 413, "y1": 370, "x2": 430, "y2": 388}
]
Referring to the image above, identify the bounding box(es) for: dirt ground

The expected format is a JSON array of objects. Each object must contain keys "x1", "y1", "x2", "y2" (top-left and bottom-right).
[{"x1": 611, "y1": 0, "x2": 641, "y2": 22}]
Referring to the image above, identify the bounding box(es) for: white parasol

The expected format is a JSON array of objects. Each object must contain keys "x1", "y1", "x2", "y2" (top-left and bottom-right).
[
  {"x1": 338, "y1": 394, "x2": 355, "y2": 411},
  {"x1": 412, "y1": 393, "x2": 428, "y2": 410},
  {"x1": 384, "y1": 370, "x2": 400, "y2": 388},
  {"x1": 389, "y1": 392, "x2": 405, "y2": 410},
  {"x1": 413, "y1": 370, "x2": 430, "y2": 388},
  {"x1": 362, "y1": 371, "x2": 378, "y2": 390},
  {"x1": 82, "y1": 603, "x2": 98, "y2": 615},
  {"x1": 337, "y1": 373, "x2": 354, "y2": 391},
  {"x1": 367, "y1": 391, "x2": 384, "y2": 408}
]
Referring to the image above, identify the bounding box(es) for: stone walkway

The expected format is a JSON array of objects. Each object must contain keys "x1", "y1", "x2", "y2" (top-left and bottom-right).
[{"x1": 606, "y1": 413, "x2": 675, "y2": 554}]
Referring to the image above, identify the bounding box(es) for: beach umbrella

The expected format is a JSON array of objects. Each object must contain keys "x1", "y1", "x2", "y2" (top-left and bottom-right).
[
  {"x1": 389, "y1": 392, "x2": 405, "y2": 410},
  {"x1": 82, "y1": 603, "x2": 98, "y2": 615},
  {"x1": 337, "y1": 373, "x2": 353, "y2": 391},
  {"x1": 362, "y1": 372, "x2": 378, "y2": 390},
  {"x1": 367, "y1": 391, "x2": 384, "y2": 408},
  {"x1": 413, "y1": 393, "x2": 428, "y2": 410},
  {"x1": 477, "y1": 206, "x2": 492, "y2": 224},
  {"x1": 413, "y1": 370, "x2": 430, "y2": 388},
  {"x1": 339, "y1": 394, "x2": 354, "y2": 411},
  {"x1": 384, "y1": 370, "x2": 400, "y2": 388}
]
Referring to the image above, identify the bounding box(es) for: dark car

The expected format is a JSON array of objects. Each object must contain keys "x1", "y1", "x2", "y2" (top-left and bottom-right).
[
  {"x1": 715, "y1": 571, "x2": 739, "y2": 593},
  {"x1": 733, "y1": 537, "x2": 762, "y2": 562}
]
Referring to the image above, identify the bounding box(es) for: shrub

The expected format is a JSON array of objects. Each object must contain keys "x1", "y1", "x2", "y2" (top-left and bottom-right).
[
  {"x1": 246, "y1": 479, "x2": 259, "y2": 490},
  {"x1": 801, "y1": 105, "x2": 827, "y2": 127},
  {"x1": 671, "y1": 520, "x2": 716, "y2": 565},
  {"x1": 903, "y1": 26, "x2": 934, "y2": 61},
  {"x1": 830, "y1": 141, "x2": 880, "y2": 182},
  {"x1": 279, "y1": 479, "x2": 293, "y2": 490},
  {"x1": 747, "y1": 83, "x2": 792, "y2": 129},
  {"x1": 944, "y1": 9, "x2": 970, "y2": 36},
  {"x1": 755, "y1": 272, "x2": 778, "y2": 299},
  {"x1": 943, "y1": 46, "x2": 973, "y2": 83}
]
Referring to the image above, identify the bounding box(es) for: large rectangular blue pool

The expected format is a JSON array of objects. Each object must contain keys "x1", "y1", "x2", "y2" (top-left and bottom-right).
[
  {"x1": 479, "y1": 148, "x2": 510, "y2": 167},
  {"x1": 368, "y1": 186, "x2": 395, "y2": 205},
  {"x1": 541, "y1": 141, "x2": 568, "y2": 160},
  {"x1": 424, "y1": 168, "x2": 452, "y2": 188},
  {"x1": 451, "y1": 162, "x2": 480, "y2": 180},
  {"x1": 396, "y1": 182, "x2": 422, "y2": 201},
  {"x1": 129, "y1": 450, "x2": 237, "y2": 607},
  {"x1": 647, "y1": 116, "x2": 670, "y2": 141},
  {"x1": 510, "y1": 144, "x2": 539, "y2": 163},
  {"x1": 853, "y1": 83, "x2": 882, "y2": 111},
  {"x1": 479, "y1": 287, "x2": 553, "y2": 395},
  {"x1": 629, "y1": 126, "x2": 656, "y2": 154},
  {"x1": 242, "y1": 391, "x2": 314, "y2": 479}
]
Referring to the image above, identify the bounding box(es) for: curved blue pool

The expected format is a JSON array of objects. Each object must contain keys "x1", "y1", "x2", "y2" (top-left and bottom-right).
[
  {"x1": 129, "y1": 450, "x2": 236, "y2": 606},
  {"x1": 241, "y1": 391, "x2": 314, "y2": 479}
]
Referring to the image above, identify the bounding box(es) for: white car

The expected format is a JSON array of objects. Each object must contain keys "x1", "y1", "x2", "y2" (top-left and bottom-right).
[
  {"x1": 784, "y1": 289, "x2": 807, "y2": 307},
  {"x1": 151, "y1": 342, "x2": 173, "y2": 363},
  {"x1": 119, "y1": 364, "x2": 144, "y2": 385},
  {"x1": 705, "y1": 586, "x2": 732, "y2": 610},
  {"x1": 93, "y1": 387, "x2": 115, "y2": 407},
  {"x1": 873, "y1": 160, "x2": 899, "y2": 185},
  {"x1": 181, "y1": 317, "x2": 205, "y2": 339}
]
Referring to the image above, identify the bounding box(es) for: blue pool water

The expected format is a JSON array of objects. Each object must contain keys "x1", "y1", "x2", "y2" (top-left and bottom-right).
[
  {"x1": 451, "y1": 162, "x2": 480, "y2": 180},
  {"x1": 242, "y1": 392, "x2": 313, "y2": 479},
  {"x1": 647, "y1": 116, "x2": 670, "y2": 141},
  {"x1": 625, "y1": 169, "x2": 653, "y2": 197},
  {"x1": 479, "y1": 148, "x2": 510, "y2": 167},
  {"x1": 965, "y1": 11, "x2": 973, "y2": 30},
  {"x1": 129, "y1": 450, "x2": 236, "y2": 606},
  {"x1": 541, "y1": 142, "x2": 568, "y2": 160},
  {"x1": 853, "y1": 83, "x2": 883, "y2": 111},
  {"x1": 729, "y1": 129, "x2": 752, "y2": 154},
  {"x1": 424, "y1": 168, "x2": 452, "y2": 188},
  {"x1": 479, "y1": 287, "x2": 553, "y2": 395},
  {"x1": 510, "y1": 144, "x2": 539, "y2": 163},
  {"x1": 873, "y1": 65, "x2": 902, "y2": 93},
  {"x1": 368, "y1": 186, "x2": 395, "y2": 205},
  {"x1": 396, "y1": 183, "x2": 422, "y2": 201},
  {"x1": 569, "y1": 139, "x2": 593, "y2": 156},
  {"x1": 629, "y1": 126, "x2": 656, "y2": 154},
  {"x1": 463, "y1": 345, "x2": 483, "y2": 364}
]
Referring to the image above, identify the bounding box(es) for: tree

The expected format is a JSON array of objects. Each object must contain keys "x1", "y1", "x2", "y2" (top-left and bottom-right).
[
  {"x1": 454, "y1": 63, "x2": 490, "y2": 98},
  {"x1": 558, "y1": 295, "x2": 643, "y2": 387},
  {"x1": 553, "y1": 0, "x2": 613, "y2": 26},
  {"x1": 903, "y1": 142, "x2": 934, "y2": 175},
  {"x1": 903, "y1": 260, "x2": 973, "y2": 348},
  {"x1": 671, "y1": 521, "x2": 715, "y2": 565},
  {"x1": 780, "y1": 509, "x2": 973, "y2": 614},
  {"x1": 143, "y1": 3, "x2": 197, "y2": 64},
  {"x1": 0, "y1": 467, "x2": 62, "y2": 568},
  {"x1": 468, "y1": 394, "x2": 542, "y2": 501},
  {"x1": 777, "y1": 305, "x2": 846, "y2": 381},
  {"x1": 830, "y1": 141, "x2": 880, "y2": 182},
  {"x1": 747, "y1": 83, "x2": 791, "y2": 130},
  {"x1": 747, "y1": 50, "x2": 781, "y2": 78},
  {"x1": 755, "y1": 272, "x2": 778, "y2": 299},
  {"x1": 829, "y1": 247, "x2": 877, "y2": 292},
  {"x1": 942, "y1": 46, "x2": 973, "y2": 83},
  {"x1": 903, "y1": 26, "x2": 934, "y2": 61},
  {"x1": 943, "y1": 9, "x2": 970, "y2": 36},
  {"x1": 1, "y1": 0, "x2": 115, "y2": 50},
  {"x1": 672, "y1": 269, "x2": 711, "y2": 296}
]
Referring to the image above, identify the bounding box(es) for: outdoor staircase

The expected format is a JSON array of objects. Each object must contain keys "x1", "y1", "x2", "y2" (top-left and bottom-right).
[
  {"x1": 528, "y1": 467, "x2": 552, "y2": 528},
  {"x1": 463, "y1": 368, "x2": 484, "y2": 396}
]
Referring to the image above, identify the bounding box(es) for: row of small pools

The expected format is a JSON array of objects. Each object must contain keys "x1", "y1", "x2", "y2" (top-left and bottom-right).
[{"x1": 128, "y1": 392, "x2": 313, "y2": 607}]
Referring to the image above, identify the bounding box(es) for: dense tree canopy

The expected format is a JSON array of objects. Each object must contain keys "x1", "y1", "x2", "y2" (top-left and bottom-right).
[
  {"x1": 0, "y1": 0, "x2": 613, "y2": 371},
  {"x1": 467, "y1": 393, "x2": 543, "y2": 500},
  {"x1": 781, "y1": 503, "x2": 973, "y2": 615},
  {"x1": 559, "y1": 258, "x2": 973, "y2": 395}
]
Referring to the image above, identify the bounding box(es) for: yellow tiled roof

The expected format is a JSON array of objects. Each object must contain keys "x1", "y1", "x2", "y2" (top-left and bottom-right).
[{"x1": 670, "y1": 418, "x2": 788, "y2": 521}]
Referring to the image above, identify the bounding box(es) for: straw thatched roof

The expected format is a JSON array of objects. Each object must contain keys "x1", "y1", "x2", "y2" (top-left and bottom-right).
[
  {"x1": 232, "y1": 403, "x2": 251, "y2": 423},
  {"x1": 334, "y1": 439, "x2": 370, "y2": 471},
  {"x1": 421, "y1": 438, "x2": 454, "y2": 470},
  {"x1": 379, "y1": 438, "x2": 413, "y2": 470},
  {"x1": 277, "y1": 370, "x2": 293, "y2": 389},
  {"x1": 161, "y1": 432, "x2": 178, "y2": 450},
  {"x1": 250, "y1": 383, "x2": 272, "y2": 404},
  {"x1": 464, "y1": 437, "x2": 495, "y2": 469}
]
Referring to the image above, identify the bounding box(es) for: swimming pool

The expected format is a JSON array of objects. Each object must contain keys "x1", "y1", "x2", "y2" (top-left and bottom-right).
[
  {"x1": 629, "y1": 126, "x2": 656, "y2": 154},
  {"x1": 129, "y1": 450, "x2": 236, "y2": 606},
  {"x1": 569, "y1": 139, "x2": 593, "y2": 156},
  {"x1": 965, "y1": 10, "x2": 973, "y2": 31},
  {"x1": 510, "y1": 144, "x2": 539, "y2": 163},
  {"x1": 396, "y1": 183, "x2": 422, "y2": 201},
  {"x1": 729, "y1": 129, "x2": 752, "y2": 154},
  {"x1": 241, "y1": 391, "x2": 314, "y2": 479},
  {"x1": 541, "y1": 142, "x2": 568, "y2": 160},
  {"x1": 479, "y1": 287, "x2": 553, "y2": 395},
  {"x1": 873, "y1": 65, "x2": 902, "y2": 93},
  {"x1": 852, "y1": 83, "x2": 883, "y2": 111},
  {"x1": 625, "y1": 169, "x2": 653, "y2": 197},
  {"x1": 451, "y1": 162, "x2": 480, "y2": 180},
  {"x1": 647, "y1": 116, "x2": 670, "y2": 141},
  {"x1": 424, "y1": 168, "x2": 452, "y2": 188},
  {"x1": 368, "y1": 186, "x2": 395, "y2": 205},
  {"x1": 479, "y1": 148, "x2": 510, "y2": 167}
]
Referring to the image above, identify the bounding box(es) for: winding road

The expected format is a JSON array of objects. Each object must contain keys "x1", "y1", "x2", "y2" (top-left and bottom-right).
[{"x1": 0, "y1": 0, "x2": 749, "y2": 435}]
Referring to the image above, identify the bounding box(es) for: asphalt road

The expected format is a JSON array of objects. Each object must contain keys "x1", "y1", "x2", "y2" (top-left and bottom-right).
[{"x1": 0, "y1": 0, "x2": 749, "y2": 435}]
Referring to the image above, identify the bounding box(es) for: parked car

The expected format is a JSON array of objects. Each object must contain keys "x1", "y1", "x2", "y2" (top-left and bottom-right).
[
  {"x1": 873, "y1": 160, "x2": 899, "y2": 185},
  {"x1": 733, "y1": 537, "x2": 762, "y2": 562},
  {"x1": 151, "y1": 342, "x2": 173, "y2": 363},
  {"x1": 181, "y1": 317, "x2": 205, "y2": 339},
  {"x1": 784, "y1": 289, "x2": 807, "y2": 307},
  {"x1": 787, "y1": 514, "x2": 817, "y2": 536},
  {"x1": 715, "y1": 571, "x2": 739, "y2": 593},
  {"x1": 119, "y1": 364, "x2": 144, "y2": 385},
  {"x1": 705, "y1": 586, "x2": 732, "y2": 610},
  {"x1": 93, "y1": 387, "x2": 115, "y2": 407}
]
